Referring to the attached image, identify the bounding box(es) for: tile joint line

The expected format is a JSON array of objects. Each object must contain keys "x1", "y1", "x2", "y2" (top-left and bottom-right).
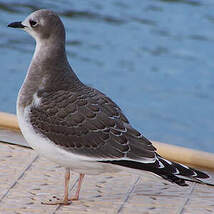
[
  {"x1": 176, "y1": 182, "x2": 196, "y2": 214},
  {"x1": 117, "y1": 175, "x2": 141, "y2": 214},
  {"x1": 0, "y1": 154, "x2": 39, "y2": 204}
]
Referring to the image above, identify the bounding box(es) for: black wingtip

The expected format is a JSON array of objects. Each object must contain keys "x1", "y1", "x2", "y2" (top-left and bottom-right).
[{"x1": 8, "y1": 21, "x2": 25, "y2": 28}]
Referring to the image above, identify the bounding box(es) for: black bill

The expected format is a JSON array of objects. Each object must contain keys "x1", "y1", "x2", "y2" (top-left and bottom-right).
[{"x1": 8, "y1": 21, "x2": 25, "y2": 28}]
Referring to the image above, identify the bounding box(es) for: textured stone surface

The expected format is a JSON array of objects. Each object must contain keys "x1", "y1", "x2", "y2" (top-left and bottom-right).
[{"x1": 0, "y1": 142, "x2": 214, "y2": 214}]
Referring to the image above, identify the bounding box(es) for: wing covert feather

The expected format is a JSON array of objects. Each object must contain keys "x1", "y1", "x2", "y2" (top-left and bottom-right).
[{"x1": 30, "y1": 86, "x2": 156, "y2": 160}]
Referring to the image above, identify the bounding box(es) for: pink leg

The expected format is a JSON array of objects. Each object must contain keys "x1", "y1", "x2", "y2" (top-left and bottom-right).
[
  {"x1": 42, "y1": 168, "x2": 71, "y2": 205},
  {"x1": 70, "y1": 173, "x2": 85, "y2": 201},
  {"x1": 63, "y1": 168, "x2": 70, "y2": 204}
]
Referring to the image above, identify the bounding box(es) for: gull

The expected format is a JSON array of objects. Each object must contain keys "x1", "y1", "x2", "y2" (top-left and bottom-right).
[{"x1": 8, "y1": 9, "x2": 213, "y2": 205}]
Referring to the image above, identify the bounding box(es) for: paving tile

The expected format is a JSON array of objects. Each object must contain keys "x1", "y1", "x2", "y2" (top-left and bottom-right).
[
  {"x1": 0, "y1": 142, "x2": 36, "y2": 200},
  {"x1": 0, "y1": 142, "x2": 214, "y2": 214}
]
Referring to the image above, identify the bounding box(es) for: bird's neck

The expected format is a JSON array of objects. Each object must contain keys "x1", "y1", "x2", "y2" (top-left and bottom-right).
[
  {"x1": 23, "y1": 39, "x2": 69, "y2": 92},
  {"x1": 33, "y1": 39, "x2": 68, "y2": 70},
  {"x1": 17, "y1": 39, "x2": 80, "y2": 108}
]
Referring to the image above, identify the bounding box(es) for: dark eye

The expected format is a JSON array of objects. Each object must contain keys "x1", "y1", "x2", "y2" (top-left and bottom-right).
[{"x1": 29, "y1": 20, "x2": 37, "y2": 27}]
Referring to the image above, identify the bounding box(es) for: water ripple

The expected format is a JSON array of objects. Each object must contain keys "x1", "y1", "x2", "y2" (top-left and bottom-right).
[{"x1": 62, "y1": 10, "x2": 126, "y2": 25}]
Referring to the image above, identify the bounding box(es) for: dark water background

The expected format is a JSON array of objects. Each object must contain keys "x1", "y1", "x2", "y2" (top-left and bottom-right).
[{"x1": 0, "y1": 0, "x2": 214, "y2": 152}]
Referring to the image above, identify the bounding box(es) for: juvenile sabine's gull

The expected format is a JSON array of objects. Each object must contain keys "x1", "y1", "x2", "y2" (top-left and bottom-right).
[{"x1": 8, "y1": 9, "x2": 214, "y2": 205}]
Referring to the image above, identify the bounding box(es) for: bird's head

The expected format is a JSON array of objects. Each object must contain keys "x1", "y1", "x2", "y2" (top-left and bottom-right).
[{"x1": 8, "y1": 9, "x2": 65, "y2": 43}]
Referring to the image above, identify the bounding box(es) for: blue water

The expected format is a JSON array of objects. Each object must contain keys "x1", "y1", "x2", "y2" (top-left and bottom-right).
[{"x1": 0, "y1": 0, "x2": 214, "y2": 152}]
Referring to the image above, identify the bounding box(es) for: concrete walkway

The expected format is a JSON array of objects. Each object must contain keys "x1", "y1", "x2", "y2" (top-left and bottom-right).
[{"x1": 0, "y1": 141, "x2": 214, "y2": 214}]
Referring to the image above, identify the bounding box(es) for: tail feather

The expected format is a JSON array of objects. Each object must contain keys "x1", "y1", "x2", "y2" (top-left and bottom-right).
[
  {"x1": 157, "y1": 156, "x2": 209, "y2": 179},
  {"x1": 100, "y1": 156, "x2": 214, "y2": 187},
  {"x1": 163, "y1": 159, "x2": 209, "y2": 179}
]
